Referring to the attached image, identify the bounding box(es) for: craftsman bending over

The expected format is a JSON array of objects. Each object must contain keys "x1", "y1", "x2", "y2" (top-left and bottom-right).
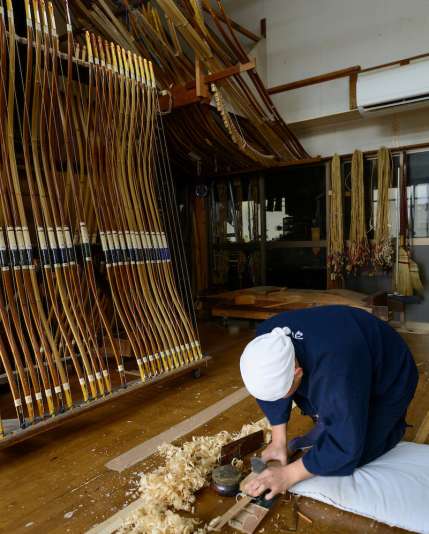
[{"x1": 240, "y1": 305, "x2": 418, "y2": 499}]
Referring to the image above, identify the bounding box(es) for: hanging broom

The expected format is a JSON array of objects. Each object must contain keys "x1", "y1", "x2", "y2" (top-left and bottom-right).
[
  {"x1": 393, "y1": 159, "x2": 411, "y2": 295},
  {"x1": 395, "y1": 238, "x2": 413, "y2": 296},
  {"x1": 393, "y1": 159, "x2": 422, "y2": 296},
  {"x1": 404, "y1": 167, "x2": 424, "y2": 295},
  {"x1": 410, "y1": 258, "x2": 424, "y2": 295}
]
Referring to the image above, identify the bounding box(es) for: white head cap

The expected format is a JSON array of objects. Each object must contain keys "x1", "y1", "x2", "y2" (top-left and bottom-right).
[{"x1": 240, "y1": 327, "x2": 296, "y2": 402}]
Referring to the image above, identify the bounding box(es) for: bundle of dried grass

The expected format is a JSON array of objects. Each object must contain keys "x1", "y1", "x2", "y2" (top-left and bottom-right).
[
  {"x1": 373, "y1": 147, "x2": 394, "y2": 270},
  {"x1": 347, "y1": 150, "x2": 370, "y2": 272},
  {"x1": 120, "y1": 419, "x2": 271, "y2": 534},
  {"x1": 328, "y1": 154, "x2": 345, "y2": 280}
]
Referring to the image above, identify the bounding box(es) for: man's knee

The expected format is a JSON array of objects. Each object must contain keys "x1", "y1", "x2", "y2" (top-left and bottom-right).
[{"x1": 359, "y1": 415, "x2": 406, "y2": 467}]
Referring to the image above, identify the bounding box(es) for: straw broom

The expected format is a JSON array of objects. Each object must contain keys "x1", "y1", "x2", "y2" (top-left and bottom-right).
[
  {"x1": 395, "y1": 238, "x2": 413, "y2": 296},
  {"x1": 410, "y1": 258, "x2": 424, "y2": 295},
  {"x1": 393, "y1": 159, "x2": 411, "y2": 295},
  {"x1": 404, "y1": 173, "x2": 425, "y2": 295},
  {"x1": 393, "y1": 160, "x2": 422, "y2": 296}
]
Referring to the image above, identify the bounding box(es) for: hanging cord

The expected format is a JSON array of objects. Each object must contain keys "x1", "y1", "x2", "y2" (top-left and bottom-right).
[
  {"x1": 347, "y1": 150, "x2": 369, "y2": 273},
  {"x1": 217, "y1": 180, "x2": 228, "y2": 242},
  {"x1": 250, "y1": 176, "x2": 259, "y2": 241},
  {"x1": 328, "y1": 154, "x2": 345, "y2": 280},
  {"x1": 234, "y1": 177, "x2": 243, "y2": 242},
  {"x1": 373, "y1": 147, "x2": 394, "y2": 271},
  {"x1": 214, "y1": 180, "x2": 229, "y2": 284}
]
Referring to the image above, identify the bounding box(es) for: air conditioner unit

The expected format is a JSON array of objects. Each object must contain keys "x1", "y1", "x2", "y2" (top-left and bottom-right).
[{"x1": 357, "y1": 59, "x2": 429, "y2": 115}]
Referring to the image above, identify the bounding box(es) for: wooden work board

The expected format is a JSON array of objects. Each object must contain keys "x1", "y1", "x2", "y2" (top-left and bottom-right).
[{"x1": 203, "y1": 286, "x2": 373, "y2": 321}]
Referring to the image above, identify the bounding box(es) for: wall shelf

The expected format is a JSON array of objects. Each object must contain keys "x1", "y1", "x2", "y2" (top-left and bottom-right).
[{"x1": 289, "y1": 109, "x2": 363, "y2": 134}]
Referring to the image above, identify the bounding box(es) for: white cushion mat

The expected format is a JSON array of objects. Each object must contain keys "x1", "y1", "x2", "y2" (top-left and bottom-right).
[{"x1": 290, "y1": 442, "x2": 429, "y2": 533}]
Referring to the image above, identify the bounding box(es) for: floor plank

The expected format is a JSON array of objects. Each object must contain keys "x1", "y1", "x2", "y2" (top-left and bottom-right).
[{"x1": 0, "y1": 321, "x2": 427, "y2": 534}]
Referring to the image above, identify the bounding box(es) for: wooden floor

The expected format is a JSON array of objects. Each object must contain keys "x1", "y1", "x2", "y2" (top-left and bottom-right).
[{"x1": 0, "y1": 321, "x2": 428, "y2": 534}]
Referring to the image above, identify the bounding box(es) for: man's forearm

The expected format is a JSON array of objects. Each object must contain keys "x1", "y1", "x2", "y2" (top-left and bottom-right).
[
  {"x1": 285, "y1": 458, "x2": 313, "y2": 486},
  {"x1": 271, "y1": 423, "x2": 287, "y2": 447}
]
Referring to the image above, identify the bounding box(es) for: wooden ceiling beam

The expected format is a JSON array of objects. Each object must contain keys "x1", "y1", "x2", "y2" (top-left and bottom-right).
[
  {"x1": 205, "y1": 59, "x2": 256, "y2": 84},
  {"x1": 159, "y1": 87, "x2": 210, "y2": 112},
  {"x1": 202, "y1": 5, "x2": 261, "y2": 43},
  {"x1": 159, "y1": 59, "x2": 256, "y2": 111}
]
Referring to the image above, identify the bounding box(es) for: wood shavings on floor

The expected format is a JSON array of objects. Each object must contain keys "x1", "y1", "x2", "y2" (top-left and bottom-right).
[{"x1": 119, "y1": 419, "x2": 271, "y2": 534}]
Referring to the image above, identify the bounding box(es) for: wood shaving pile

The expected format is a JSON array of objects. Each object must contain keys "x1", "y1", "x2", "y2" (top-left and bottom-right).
[{"x1": 120, "y1": 418, "x2": 271, "y2": 534}]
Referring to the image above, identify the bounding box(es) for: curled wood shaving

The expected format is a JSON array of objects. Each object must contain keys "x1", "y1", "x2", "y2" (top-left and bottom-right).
[
  {"x1": 231, "y1": 457, "x2": 244, "y2": 470},
  {"x1": 120, "y1": 418, "x2": 270, "y2": 533}
]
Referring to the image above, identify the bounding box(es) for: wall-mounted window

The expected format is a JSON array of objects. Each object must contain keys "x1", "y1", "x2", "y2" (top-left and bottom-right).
[
  {"x1": 209, "y1": 176, "x2": 261, "y2": 289},
  {"x1": 208, "y1": 164, "x2": 327, "y2": 290},
  {"x1": 407, "y1": 151, "x2": 429, "y2": 238},
  {"x1": 343, "y1": 151, "x2": 429, "y2": 242},
  {"x1": 211, "y1": 176, "x2": 261, "y2": 244},
  {"x1": 265, "y1": 165, "x2": 326, "y2": 242}
]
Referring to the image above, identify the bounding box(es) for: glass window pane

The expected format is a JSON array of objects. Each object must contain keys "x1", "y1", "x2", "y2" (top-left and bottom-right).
[
  {"x1": 407, "y1": 152, "x2": 429, "y2": 238},
  {"x1": 371, "y1": 154, "x2": 400, "y2": 239},
  {"x1": 265, "y1": 165, "x2": 326, "y2": 242},
  {"x1": 266, "y1": 247, "x2": 327, "y2": 289}
]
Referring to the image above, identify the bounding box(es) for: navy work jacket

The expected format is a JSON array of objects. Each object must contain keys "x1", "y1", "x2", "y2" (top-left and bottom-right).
[{"x1": 256, "y1": 306, "x2": 417, "y2": 476}]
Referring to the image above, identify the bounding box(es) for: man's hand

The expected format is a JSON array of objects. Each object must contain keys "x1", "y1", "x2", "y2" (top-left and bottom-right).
[
  {"x1": 244, "y1": 465, "x2": 290, "y2": 500},
  {"x1": 261, "y1": 441, "x2": 287, "y2": 466},
  {"x1": 244, "y1": 458, "x2": 314, "y2": 500}
]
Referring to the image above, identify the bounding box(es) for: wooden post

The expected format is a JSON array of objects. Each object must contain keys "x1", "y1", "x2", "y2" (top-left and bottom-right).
[
  {"x1": 260, "y1": 18, "x2": 267, "y2": 39},
  {"x1": 259, "y1": 174, "x2": 267, "y2": 285},
  {"x1": 193, "y1": 194, "x2": 209, "y2": 292},
  {"x1": 195, "y1": 55, "x2": 208, "y2": 98},
  {"x1": 325, "y1": 160, "x2": 333, "y2": 289},
  {"x1": 349, "y1": 71, "x2": 358, "y2": 110},
  {"x1": 207, "y1": 181, "x2": 215, "y2": 289}
]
